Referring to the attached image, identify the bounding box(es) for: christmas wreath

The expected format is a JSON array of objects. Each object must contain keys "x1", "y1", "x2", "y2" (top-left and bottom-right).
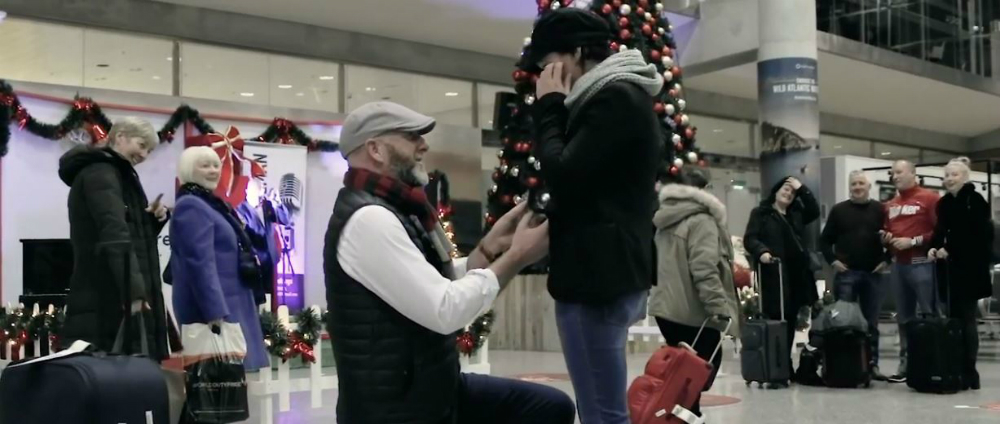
[{"x1": 259, "y1": 309, "x2": 322, "y2": 363}]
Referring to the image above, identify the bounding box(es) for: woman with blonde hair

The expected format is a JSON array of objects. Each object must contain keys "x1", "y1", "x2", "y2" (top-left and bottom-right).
[
  {"x1": 170, "y1": 146, "x2": 269, "y2": 370},
  {"x1": 928, "y1": 156, "x2": 992, "y2": 390}
]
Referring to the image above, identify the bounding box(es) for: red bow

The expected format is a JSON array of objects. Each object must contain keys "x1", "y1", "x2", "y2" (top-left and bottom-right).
[{"x1": 282, "y1": 334, "x2": 316, "y2": 364}]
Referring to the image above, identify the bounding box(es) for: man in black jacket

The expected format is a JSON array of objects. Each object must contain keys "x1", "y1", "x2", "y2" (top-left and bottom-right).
[
  {"x1": 59, "y1": 117, "x2": 170, "y2": 360},
  {"x1": 526, "y1": 8, "x2": 663, "y2": 423},
  {"x1": 820, "y1": 170, "x2": 890, "y2": 380}
]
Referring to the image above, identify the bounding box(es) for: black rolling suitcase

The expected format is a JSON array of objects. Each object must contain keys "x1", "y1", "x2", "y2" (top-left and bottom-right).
[
  {"x1": 820, "y1": 328, "x2": 872, "y2": 388},
  {"x1": 741, "y1": 260, "x2": 791, "y2": 388},
  {"x1": 905, "y1": 263, "x2": 964, "y2": 394}
]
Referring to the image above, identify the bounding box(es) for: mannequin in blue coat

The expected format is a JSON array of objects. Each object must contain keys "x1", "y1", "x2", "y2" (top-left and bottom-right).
[{"x1": 170, "y1": 146, "x2": 270, "y2": 371}]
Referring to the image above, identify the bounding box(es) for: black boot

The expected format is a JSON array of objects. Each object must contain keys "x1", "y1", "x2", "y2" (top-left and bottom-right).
[{"x1": 966, "y1": 370, "x2": 981, "y2": 391}]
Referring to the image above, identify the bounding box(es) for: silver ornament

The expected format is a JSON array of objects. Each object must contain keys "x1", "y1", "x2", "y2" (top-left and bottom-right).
[
  {"x1": 514, "y1": 195, "x2": 523, "y2": 204},
  {"x1": 527, "y1": 156, "x2": 537, "y2": 164},
  {"x1": 525, "y1": 95, "x2": 536, "y2": 105},
  {"x1": 665, "y1": 104, "x2": 676, "y2": 116},
  {"x1": 490, "y1": 184, "x2": 498, "y2": 193},
  {"x1": 673, "y1": 158, "x2": 684, "y2": 168},
  {"x1": 658, "y1": 27, "x2": 665, "y2": 34},
  {"x1": 539, "y1": 193, "x2": 551, "y2": 206},
  {"x1": 645, "y1": 12, "x2": 653, "y2": 21},
  {"x1": 496, "y1": 149, "x2": 504, "y2": 158},
  {"x1": 662, "y1": 56, "x2": 674, "y2": 68},
  {"x1": 523, "y1": 37, "x2": 532, "y2": 47},
  {"x1": 672, "y1": 134, "x2": 682, "y2": 144},
  {"x1": 620, "y1": 4, "x2": 632, "y2": 15},
  {"x1": 551, "y1": 1, "x2": 561, "y2": 10},
  {"x1": 656, "y1": 3, "x2": 664, "y2": 12},
  {"x1": 619, "y1": 44, "x2": 629, "y2": 52},
  {"x1": 662, "y1": 70, "x2": 674, "y2": 82},
  {"x1": 533, "y1": 160, "x2": 542, "y2": 171},
  {"x1": 674, "y1": 84, "x2": 683, "y2": 93},
  {"x1": 678, "y1": 99, "x2": 686, "y2": 110},
  {"x1": 510, "y1": 166, "x2": 520, "y2": 177},
  {"x1": 500, "y1": 164, "x2": 509, "y2": 174},
  {"x1": 680, "y1": 114, "x2": 690, "y2": 126},
  {"x1": 687, "y1": 151, "x2": 698, "y2": 163}
]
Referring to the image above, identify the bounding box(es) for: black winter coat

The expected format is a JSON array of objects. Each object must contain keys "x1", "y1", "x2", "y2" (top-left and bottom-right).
[
  {"x1": 532, "y1": 81, "x2": 662, "y2": 304},
  {"x1": 58, "y1": 146, "x2": 170, "y2": 360},
  {"x1": 931, "y1": 183, "x2": 994, "y2": 303},
  {"x1": 743, "y1": 185, "x2": 821, "y2": 318}
]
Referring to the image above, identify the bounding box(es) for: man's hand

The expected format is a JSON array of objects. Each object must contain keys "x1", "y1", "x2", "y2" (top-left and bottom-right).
[
  {"x1": 785, "y1": 177, "x2": 803, "y2": 190},
  {"x1": 832, "y1": 260, "x2": 849, "y2": 273},
  {"x1": 536, "y1": 62, "x2": 572, "y2": 98},
  {"x1": 506, "y1": 212, "x2": 550, "y2": 267},
  {"x1": 482, "y1": 201, "x2": 529, "y2": 255},
  {"x1": 935, "y1": 248, "x2": 949, "y2": 260},
  {"x1": 146, "y1": 193, "x2": 168, "y2": 222},
  {"x1": 880, "y1": 230, "x2": 893, "y2": 245},
  {"x1": 760, "y1": 252, "x2": 774, "y2": 264},
  {"x1": 890, "y1": 237, "x2": 914, "y2": 250},
  {"x1": 872, "y1": 261, "x2": 890, "y2": 274}
]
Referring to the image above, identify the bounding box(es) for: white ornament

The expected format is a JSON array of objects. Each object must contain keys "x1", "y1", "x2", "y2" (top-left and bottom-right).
[
  {"x1": 620, "y1": 4, "x2": 632, "y2": 15},
  {"x1": 619, "y1": 44, "x2": 629, "y2": 52},
  {"x1": 539, "y1": 193, "x2": 551, "y2": 206},
  {"x1": 510, "y1": 166, "x2": 520, "y2": 177},
  {"x1": 527, "y1": 156, "x2": 537, "y2": 164},
  {"x1": 514, "y1": 195, "x2": 523, "y2": 204},
  {"x1": 523, "y1": 37, "x2": 532, "y2": 47},
  {"x1": 687, "y1": 151, "x2": 699, "y2": 163},
  {"x1": 525, "y1": 95, "x2": 536, "y2": 105},
  {"x1": 490, "y1": 184, "x2": 498, "y2": 193},
  {"x1": 533, "y1": 160, "x2": 542, "y2": 171},
  {"x1": 658, "y1": 27, "x2": 665, "y2": 34},
  {"x1": 551, "y1": 1, "x2": 561, "y2": 10},
  {"x1": 500, "y1": 164, "x2": 509, "y2": 174},
  {"x1": 645, "y1": 12, "x2": 653, "y2": 21},
  {"x1": 673, "y1": 158, "x2": 684, "y2": 168},
  {"x1": 680, "y1": 114, "x2": 690, "y2": 126},
  {"x1": 674, "y1": 84, "x2": 683, "y2": 93},
  {"x1": 662, "y1": 56, "x2": 674, "y2": 68},
  {"x1": 672, "y1": 134, "x2": 682, "y2": 145},
  {"x1": 663, "y1": 70, "x2": 674, "y2": 82},
  {"x1": 669, "y1": 25, "x2": 674, "y2": 31},
  {"x1": 678, "y1": 99, "x2": 686, "y2": 110},
  {"x1": 665, "y1": 104, "x2": 676, "y2": 116},
  {"x1": 656, "y1": 3, "x2": 664, "y2": 12},
  {"x1": 496, "y1": 149, "x2": 504, "y2": 158}
]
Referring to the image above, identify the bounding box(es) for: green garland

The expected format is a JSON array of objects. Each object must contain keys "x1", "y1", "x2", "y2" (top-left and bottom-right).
[
  {"x1": 0, "y1": 306, "x2": 67, "y2": 352},
  {"x1": 259, "y1": 309, "x2": 323, "y2": 363},
  {"x1": 0, "y1": 79, "x2": 340, "y2": 156}
]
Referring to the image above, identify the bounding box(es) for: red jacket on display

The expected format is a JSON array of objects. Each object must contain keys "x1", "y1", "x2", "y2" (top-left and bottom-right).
[{"x1": 884, "y1": 186, "x2": 940, "y2": 264}]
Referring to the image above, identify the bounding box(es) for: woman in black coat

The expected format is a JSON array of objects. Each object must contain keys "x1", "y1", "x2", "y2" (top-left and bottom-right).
[
  {"x1": 929, "y1": 157, "x2": 992, "y2": 390},
  {"x1": 58, "y1": 118, "x2": 171, "y2": 360},
  {"x1": 743, "y1": 176, "x2": 820, "y2": 367}
]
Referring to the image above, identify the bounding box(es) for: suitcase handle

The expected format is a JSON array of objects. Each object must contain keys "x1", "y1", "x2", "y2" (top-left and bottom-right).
[{"x1": 692, "y1": 316, "x2": 732, "y2": 364}]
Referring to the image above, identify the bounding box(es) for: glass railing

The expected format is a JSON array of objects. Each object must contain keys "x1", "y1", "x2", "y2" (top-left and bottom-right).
[{"x1": 817, "y1": 0, "x2": 998, "y2": 77}]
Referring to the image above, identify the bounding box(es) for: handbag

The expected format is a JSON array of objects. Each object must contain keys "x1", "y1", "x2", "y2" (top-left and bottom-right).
[
  {"x1": 181, "y1": 322, "x2": 249, "y2": 424},
  {"x1": 777, "y1": 212, "x2": 823, "y2": 272}
]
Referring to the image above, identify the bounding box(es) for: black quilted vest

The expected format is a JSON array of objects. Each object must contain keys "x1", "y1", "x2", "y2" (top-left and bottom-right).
[{"x1": 324, "y1": 188, "x2": 460, "y2": 424}]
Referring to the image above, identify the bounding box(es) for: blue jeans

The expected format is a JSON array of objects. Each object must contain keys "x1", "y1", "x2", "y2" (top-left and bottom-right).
[
  {"x1": 555, "y1": 290, "x2": 648, "y2": 424},
  {"x1": 455, "y1": 373, "x2": 576, "y2": 424},
  {"x1": 890, "y1": 262, "x2": 938, "y2": 375},
  {"x1": 833, "y1": 270, "x2": 885, "y2": 365}
]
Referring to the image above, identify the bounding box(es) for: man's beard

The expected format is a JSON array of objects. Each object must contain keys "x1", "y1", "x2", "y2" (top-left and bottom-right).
[{"x1": 387, "y1": 147, "x2": 429, "y2": 187}]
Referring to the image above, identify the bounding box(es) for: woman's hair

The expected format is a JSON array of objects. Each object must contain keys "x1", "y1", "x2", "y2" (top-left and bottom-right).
[
  {"x1": 762, "y1": 176, "x2": 798, "y2": 207},
  {"x1": 547, "y1": 43, "x2": 613, "y2": 69},
  {"x1": 945, "y1": 156, "x2": 972, "y2": 180},
  {"x1": 106, "y1": 117, "x2": 158, "y2": 151},
  {"x1": 177, "y1": 146, "x2": 221, "y2": 185},
  {"x1": 660, "y1": 166, "x2": 711, "y2": 189}
]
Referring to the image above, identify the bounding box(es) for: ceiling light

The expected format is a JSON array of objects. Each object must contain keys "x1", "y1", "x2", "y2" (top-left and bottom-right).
[
  {"x1": 239, "y1": 92, "x2": 255, "y2": 97},
  {"x1": 166, "y1": 57, "x2": 173, "y2": 62},
  {"x1": 295, "y1": 92, "x2": 305, "y2": 97},
  {"x1": 445, "y1": 92, "x2": 459, "y2": 97},
  {"x1": 712, "y1": 129, "x2": 723, "y2": 133},
  {"x1": 365, "y1": 87, "x2": 376, "y2": 92},
  {"x1": 880, "y1": 151, "x2": 891, "y2": 156},
  {"x1": 152, "y1": 75, "x2": 161, "y2": 80},
  {"x1": 277, "y1": 84, "x2": 293, "y2": 89},
  {"x1": 319, "y1": 75, "x2": 335, "y2": 80}
]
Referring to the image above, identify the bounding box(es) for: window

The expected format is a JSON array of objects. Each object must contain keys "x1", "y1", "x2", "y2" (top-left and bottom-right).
[
  {"x1": 920, "y1": 149, "x2": 957, "y2": 165},
  {"x1": 83, "y1": 29, "x2": 173, "y2": 95},
  {"x1": 268, "y1": 55, "x2": 340, "y2": 113},
  {"x1": 181, "y1": 43, "x2": 269, "y2": 106},
  {"x1": 688, "y1": 114, "x2": 752, "y2": 158},
  {"x1": 345, "y1": 65, "x2": 473, "y2": 127},
  {"x1": 820, "y1": 134, "x2": 872, "y2": 157},
  {"x1": 0, "y1": 19, "x2": 84, "y2": 87},
  {"x1": 477, "y1": 83, "x2": 513, "y2": 129}
]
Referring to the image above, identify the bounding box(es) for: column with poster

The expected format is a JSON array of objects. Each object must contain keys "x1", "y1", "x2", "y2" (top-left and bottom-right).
[
  {"x1": 242, "y1": 142, "x2": 308, "y2": 313},
  {"x1": 757, "y1": 0, "x2": 820, "y2": 236}
]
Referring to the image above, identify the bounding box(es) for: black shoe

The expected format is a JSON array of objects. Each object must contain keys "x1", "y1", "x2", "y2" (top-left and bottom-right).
[
  {"x1": 966, "y1": 371, "x2": 981, "y2": 391},
  {"x1": 872, "y1": 366, "x2": 889, "y2": 382},
  {"x1": 887, "y1": 374, "x2": 906, "y2": 383}
]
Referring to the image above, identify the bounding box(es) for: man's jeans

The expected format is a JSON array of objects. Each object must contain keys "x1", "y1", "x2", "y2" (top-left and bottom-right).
[
  {"x1": 833, "y1": 270, "x2": 885, "y2": 365},
  {"x1": 890, "y1": 261, "x2": 938, "y2": 375}
]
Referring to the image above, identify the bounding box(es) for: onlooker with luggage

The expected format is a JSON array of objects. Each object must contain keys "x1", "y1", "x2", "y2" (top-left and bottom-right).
[
  {"x1": 928, "y1": 157, "x2": 992, "y2": 390},
  {"x1": 649, "y1": 167, "x2": 740, "y2": 418},
  {"x1": 527, "y1": 8, "x2": 663, "y2": 423},
  {"x1": 58, "y1": 117, "x2": 171, "y2": 360},
  {"x1": 820, "y1": 170, "x2": 890, "y2": 380},
  {"x1": 744, "y1": 176, "x2": 820, "y2": 374},
  {"x1": 170, "y1": 146, "x2": 270, "y2": 371},
  {"x1": 325, "y1": 101, "x2": 574, "y2": 424},
  {"x1": 882, "y1": 159, "x2": 940, "y2": 383}
]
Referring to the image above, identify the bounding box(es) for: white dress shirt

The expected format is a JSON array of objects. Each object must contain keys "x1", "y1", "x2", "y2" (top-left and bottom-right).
[{"x1": 337, "y1": 205, "x2": 500, "y2": 335}]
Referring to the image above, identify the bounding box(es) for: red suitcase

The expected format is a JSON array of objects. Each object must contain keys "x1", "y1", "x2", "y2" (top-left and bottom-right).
[{"x1": 627, "y1": 317, "x2": 731, "y2": 424}]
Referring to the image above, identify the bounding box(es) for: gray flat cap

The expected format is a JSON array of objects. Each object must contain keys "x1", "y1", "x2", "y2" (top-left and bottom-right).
[{"x1": 340, "y1": 101, "x2": 436, "y2": 158}]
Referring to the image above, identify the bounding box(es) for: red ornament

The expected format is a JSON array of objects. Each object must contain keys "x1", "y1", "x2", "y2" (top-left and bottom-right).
[
  {"x1": 0, "y1": 94, "x2": 13, "y2": 106},
  {"x1": 652, "y1": 34, "x2": 660, "y2": 42},
  {"x1": 671, "y1": 66, "x2": 682, "y2": 77},
  {"x1": 639, "y1": 0, "x2": 649, "y2": 8},
  {"x1": 674, "y1": 141, "x2": 683, "y2": 151},
  {"x1": 669, "y1": 165, "x2": 680, "y2": 176},
  {"x1": 527, "y1": 176, "x2": 540, "y2": 188},
  {"x1": 88, "y1": 123, "x2": 108, "y2": 143},
  {"x1": 619, "y1": 29, "x2": 632, "y2": 40},
  {"x1": 698, "y1": 159, "x2": 707, "y2": 167},
  {"x1": 610, "y1": 42, "x2": 620, "y2": 52},
  {"x1": 669, "y1": 89, "x2": 678, "y2": 97},
  {"x1": 486, "y1": 215, "x2": 497, "y2": 225},
  {"x1": 601, "y1": 4, "x2": 613, "y2": 14},
  {"x1": 502, "y1": 137, "x2": 511, "y2": 146},
  {"x1": 538, "y1": 0, "x2": 550, "y2": 11},
  {"x1": 684, "y1": 127, "x2": 694, "y2": 139},
  {"x1": 663, "y1": 46, "x2": 674, "y2": 57},
  {"x1": 651, "y1": 50, "x2": 661, "y2": 62},
  {"x1": 637, "y1": 7, "x2": 645, "y2": 16},
  {"x1": 500, "y1": 194, "x2": 513, "y2": 205},
  {"x1": 456, "y1": 332, "x2": 475, "y2": 355},
  {"x1": 15, "y1": 105, "x2": 29, "y2": 130},
  {"x1": 642, "y1": 24, "x2": 652, "y2": 36},
  {"x1": 612, "y1": 0, "x2": 622, "y2": 8},
  {"x1": 674, "y1": 115, "x2": 683, "y2": 126},
  {"x1": 619, "y1": 17, "x2": 629, "y2": 28},
  {"x1": 492, "y1": 171, "x2": 501, "y2": 182},
  {"x1": 653, "y1": 103, "x2": 665, "y2": 115}
]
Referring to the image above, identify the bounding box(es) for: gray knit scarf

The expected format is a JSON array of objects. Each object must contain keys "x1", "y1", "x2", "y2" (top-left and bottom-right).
[{"x1": 564, "y1": 49, "x2": 664, "y2": 125}]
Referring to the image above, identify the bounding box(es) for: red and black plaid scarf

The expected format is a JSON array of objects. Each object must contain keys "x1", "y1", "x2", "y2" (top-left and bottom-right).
[{"x1": 344, "y1": 168, "x2": 439, "y2": 232}]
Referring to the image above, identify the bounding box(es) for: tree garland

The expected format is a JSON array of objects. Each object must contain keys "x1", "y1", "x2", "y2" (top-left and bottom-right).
[
  {"x1": 0, "y1": 305, "x2": 67, "y2": 360},
  {"x1": 0, "y1": 79, "x2": 340, "y2": 156},
  {"x1": 456, "y1": 310, "x2": 494, "y2": 357},
  {"x1": 259, "y1": 309, "x2": 322, "y2": 363}
]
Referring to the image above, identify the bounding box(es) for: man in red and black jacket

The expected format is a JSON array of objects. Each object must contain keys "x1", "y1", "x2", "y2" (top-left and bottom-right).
[{"x1": 882, "y1": 159, "x2": 940, "y2": 383}]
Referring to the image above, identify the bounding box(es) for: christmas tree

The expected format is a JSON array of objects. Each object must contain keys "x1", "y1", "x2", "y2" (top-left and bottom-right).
[{"x1": 485, "y1": 0, "x2": 701, "y2": 249}]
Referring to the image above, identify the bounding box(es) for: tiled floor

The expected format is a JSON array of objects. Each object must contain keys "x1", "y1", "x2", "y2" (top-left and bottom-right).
[{"x1": 247, "y1": 348, "x2": 1000, "y2": 423}]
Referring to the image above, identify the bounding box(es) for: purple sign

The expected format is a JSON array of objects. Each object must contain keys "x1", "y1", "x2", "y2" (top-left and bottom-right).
[{"x1": 276, "y1": 273, "x2": 304, "y2": 313}]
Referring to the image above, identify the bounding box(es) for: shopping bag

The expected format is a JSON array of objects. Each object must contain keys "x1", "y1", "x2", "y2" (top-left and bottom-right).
[{"x1": 181, "y1": 323, "x2": 249, "y2": 424}]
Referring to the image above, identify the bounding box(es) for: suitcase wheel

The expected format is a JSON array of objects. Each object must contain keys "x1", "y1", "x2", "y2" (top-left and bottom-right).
[
  {"x1": 758, "y1": 382, "x2": 764, "y2": 388},
  {"x1": 745, "y1": 381, "x2": 751, "y2": 387},
  {"x1": 863, "y1": 381, "x2": 871, "y2": 389}
]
